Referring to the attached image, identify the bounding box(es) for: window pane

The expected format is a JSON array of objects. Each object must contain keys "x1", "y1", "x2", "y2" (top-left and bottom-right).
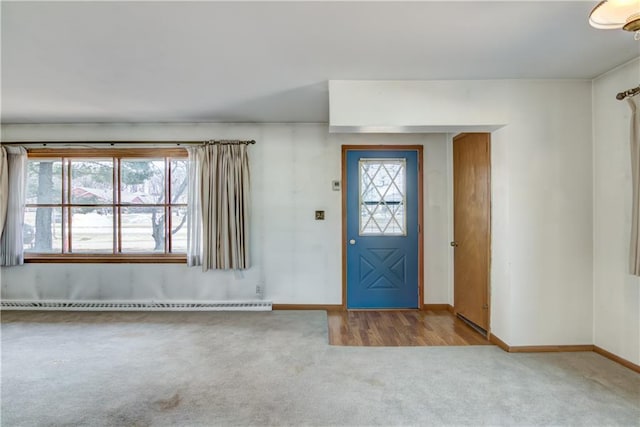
[
  {"x1": 170, "y1": 207, "x2": 187, "y2": 253},
  {"x1": 23, "y1": 207, "x2": 62, "y2": 253},
  {"x1": 121, "y1": 159, "x2": 165, "y2": 204},
  {"x1": 70, "y1": 208, "x2": 113, "y2": 253},
  {"x1": 26, "y1": 160, "x2": 62, "y2": 204},
  {"x1": 70, "y1": 160, "x2": 113, "y2": 204},
  {"x1": 171, "y1": 159, "x2": 188, "y2": 204},
  {"x1": 25, "y1": 150, "x2": 189, "y2": 260},
  {"x1": 359, "y1": 159, "x2": 406, "y2": 236},
  {"x1": 121, "y1": 207, "x2": 165, "y2": 252}
]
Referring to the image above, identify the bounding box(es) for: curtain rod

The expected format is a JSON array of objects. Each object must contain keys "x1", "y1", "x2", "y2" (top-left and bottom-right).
[
  {"x1": 0, "y1": 139, "x2": 256, "y2": 147},
  {"x1": 616, "y1": 85, "x2": 640, "y2": 101}
]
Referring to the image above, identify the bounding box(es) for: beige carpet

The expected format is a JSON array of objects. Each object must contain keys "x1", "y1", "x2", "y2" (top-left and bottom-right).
[{"x1": 2, "y1": 310, "x2": 639, "y2": 426}]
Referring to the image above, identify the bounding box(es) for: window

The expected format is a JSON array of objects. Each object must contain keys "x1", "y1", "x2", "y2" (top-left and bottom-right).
[
  {"x1": 359, "y1": 158, "x2": 406, "y2": 236},
  {"x1": 24, "y1": 148, "x2": 188, "y2": 262}
]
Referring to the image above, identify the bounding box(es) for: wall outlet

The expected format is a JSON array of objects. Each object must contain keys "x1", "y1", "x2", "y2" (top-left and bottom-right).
[{"x1": 256, "y1": 284, "x2": 262, "y2": 295}]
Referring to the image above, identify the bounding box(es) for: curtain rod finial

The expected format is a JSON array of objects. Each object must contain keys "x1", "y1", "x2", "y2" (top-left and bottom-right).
[{"x1": 617, "y1": 84, "x2": 640, "y2": 101}]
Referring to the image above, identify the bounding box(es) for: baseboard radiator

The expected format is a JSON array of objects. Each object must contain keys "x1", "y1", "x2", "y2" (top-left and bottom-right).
[{"x1": 1, "y1": 300, "x2": 272, "y2": 312}]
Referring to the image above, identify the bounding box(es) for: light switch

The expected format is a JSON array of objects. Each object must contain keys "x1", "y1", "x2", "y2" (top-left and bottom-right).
[{"x1": 332, "y1": 180, "x2": 341, "y2": 191}]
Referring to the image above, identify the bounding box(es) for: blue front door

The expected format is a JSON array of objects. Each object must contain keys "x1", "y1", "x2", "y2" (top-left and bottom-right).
[{"x1": 346, "y1": 149, "x2": 420, "y2": 309}]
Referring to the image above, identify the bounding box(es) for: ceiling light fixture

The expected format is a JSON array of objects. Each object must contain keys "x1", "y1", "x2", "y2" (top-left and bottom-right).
[{"x1": 589, "y1": 0, "x2": 640, "y2": 39}]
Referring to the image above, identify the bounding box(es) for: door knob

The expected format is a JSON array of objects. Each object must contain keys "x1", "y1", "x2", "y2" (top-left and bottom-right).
[
  {"x1": 450, "y1": 241, "x2": 458, "y2": 247},
  {"x1": 349, "y1": 239, "x2": 356, "y2": 245}
]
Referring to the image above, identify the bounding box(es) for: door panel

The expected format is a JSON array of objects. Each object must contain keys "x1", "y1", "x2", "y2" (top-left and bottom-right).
[
  {"x1": 453, "y1": 133, "x2": 490, "y2": 330},
  {"x1": 346, "y1": 149, "x2": 419, "y2": 309}
]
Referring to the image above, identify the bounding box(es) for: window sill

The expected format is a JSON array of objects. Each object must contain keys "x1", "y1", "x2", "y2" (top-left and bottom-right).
[{"x1": 24, "y1": 254, "x2": 187, "y2": 264}]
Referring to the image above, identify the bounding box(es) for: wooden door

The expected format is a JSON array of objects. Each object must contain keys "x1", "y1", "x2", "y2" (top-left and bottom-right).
[{"x1": 453, "y1": 133, "x2": 490, "y2": 331}]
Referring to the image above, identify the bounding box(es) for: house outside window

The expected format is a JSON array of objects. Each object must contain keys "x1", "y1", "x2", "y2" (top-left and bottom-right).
[{"x1": 24, "y1": 148, "x2": 188, "y2": 263}]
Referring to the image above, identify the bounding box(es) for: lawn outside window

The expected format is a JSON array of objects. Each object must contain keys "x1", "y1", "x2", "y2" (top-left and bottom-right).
[{"x1": 24, "y1": 148, "x2": 188, "y2": 263}]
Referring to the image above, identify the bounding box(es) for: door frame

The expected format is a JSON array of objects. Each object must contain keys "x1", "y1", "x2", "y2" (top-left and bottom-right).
[
  {"x1": 341, "y1": 145, "x2": 424, "y2": 310},
  {"x1": 452, "y1": 133, "x2": 492, "y2": 336}
]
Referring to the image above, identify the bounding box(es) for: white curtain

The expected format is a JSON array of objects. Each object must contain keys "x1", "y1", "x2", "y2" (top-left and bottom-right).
[
  {"x1": 186, "y1": 146, "x2": 203, "y2": 267},
  {"x1": 0, "y1": 147, "x2": 8, "y2": 237},
  {"x1": 0, "y1": 146, "x2": 28, "y2": 266},
  {"x1": 628, "y1": 95, "x2": 640, "y2": 275},
  {"x1": 188, "y1": 142, "x2": 251, "y2": 271}
]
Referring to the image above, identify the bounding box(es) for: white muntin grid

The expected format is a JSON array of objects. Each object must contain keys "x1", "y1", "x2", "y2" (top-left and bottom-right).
[{"x1": 358, "y1": 158, "x2": 407, "y2": 236}]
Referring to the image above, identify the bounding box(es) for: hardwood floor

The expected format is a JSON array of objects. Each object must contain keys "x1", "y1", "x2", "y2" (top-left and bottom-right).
[{"x1": 327, "y1": 309, "x2": 492, "y2": 346}]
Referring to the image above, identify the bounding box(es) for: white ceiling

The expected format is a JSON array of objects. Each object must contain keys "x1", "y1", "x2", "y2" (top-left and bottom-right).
[{"x1": 1, "y1": 1, "x2": 638, "y2": 124}]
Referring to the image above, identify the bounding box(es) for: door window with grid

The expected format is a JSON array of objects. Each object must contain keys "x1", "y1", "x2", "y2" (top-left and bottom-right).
[{"x1": 359, "y1": 158, "x2": 407, "y2": 236}]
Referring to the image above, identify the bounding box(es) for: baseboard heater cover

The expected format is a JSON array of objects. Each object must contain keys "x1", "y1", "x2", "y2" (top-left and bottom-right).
[{"x1": 0, "y1": 300, "x2": 272, "y2": 312}]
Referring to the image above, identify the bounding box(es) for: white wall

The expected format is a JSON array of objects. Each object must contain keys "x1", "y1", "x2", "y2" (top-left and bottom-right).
[
  {"x1": 593, "y1": 58, "x2": 640, "y2": 365},
  {"x1": 329, "y1": 79, "x2": 594, "y2": 346},
  {"x1": 491, "y1": 81, "x2": 593, "y2": 346},
  {"x1": 0, "y1": 124, "x2": 450, "y2": 306},
  {"x1": 329, "y1": 80, "x2": 508, "y2": 133}
]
